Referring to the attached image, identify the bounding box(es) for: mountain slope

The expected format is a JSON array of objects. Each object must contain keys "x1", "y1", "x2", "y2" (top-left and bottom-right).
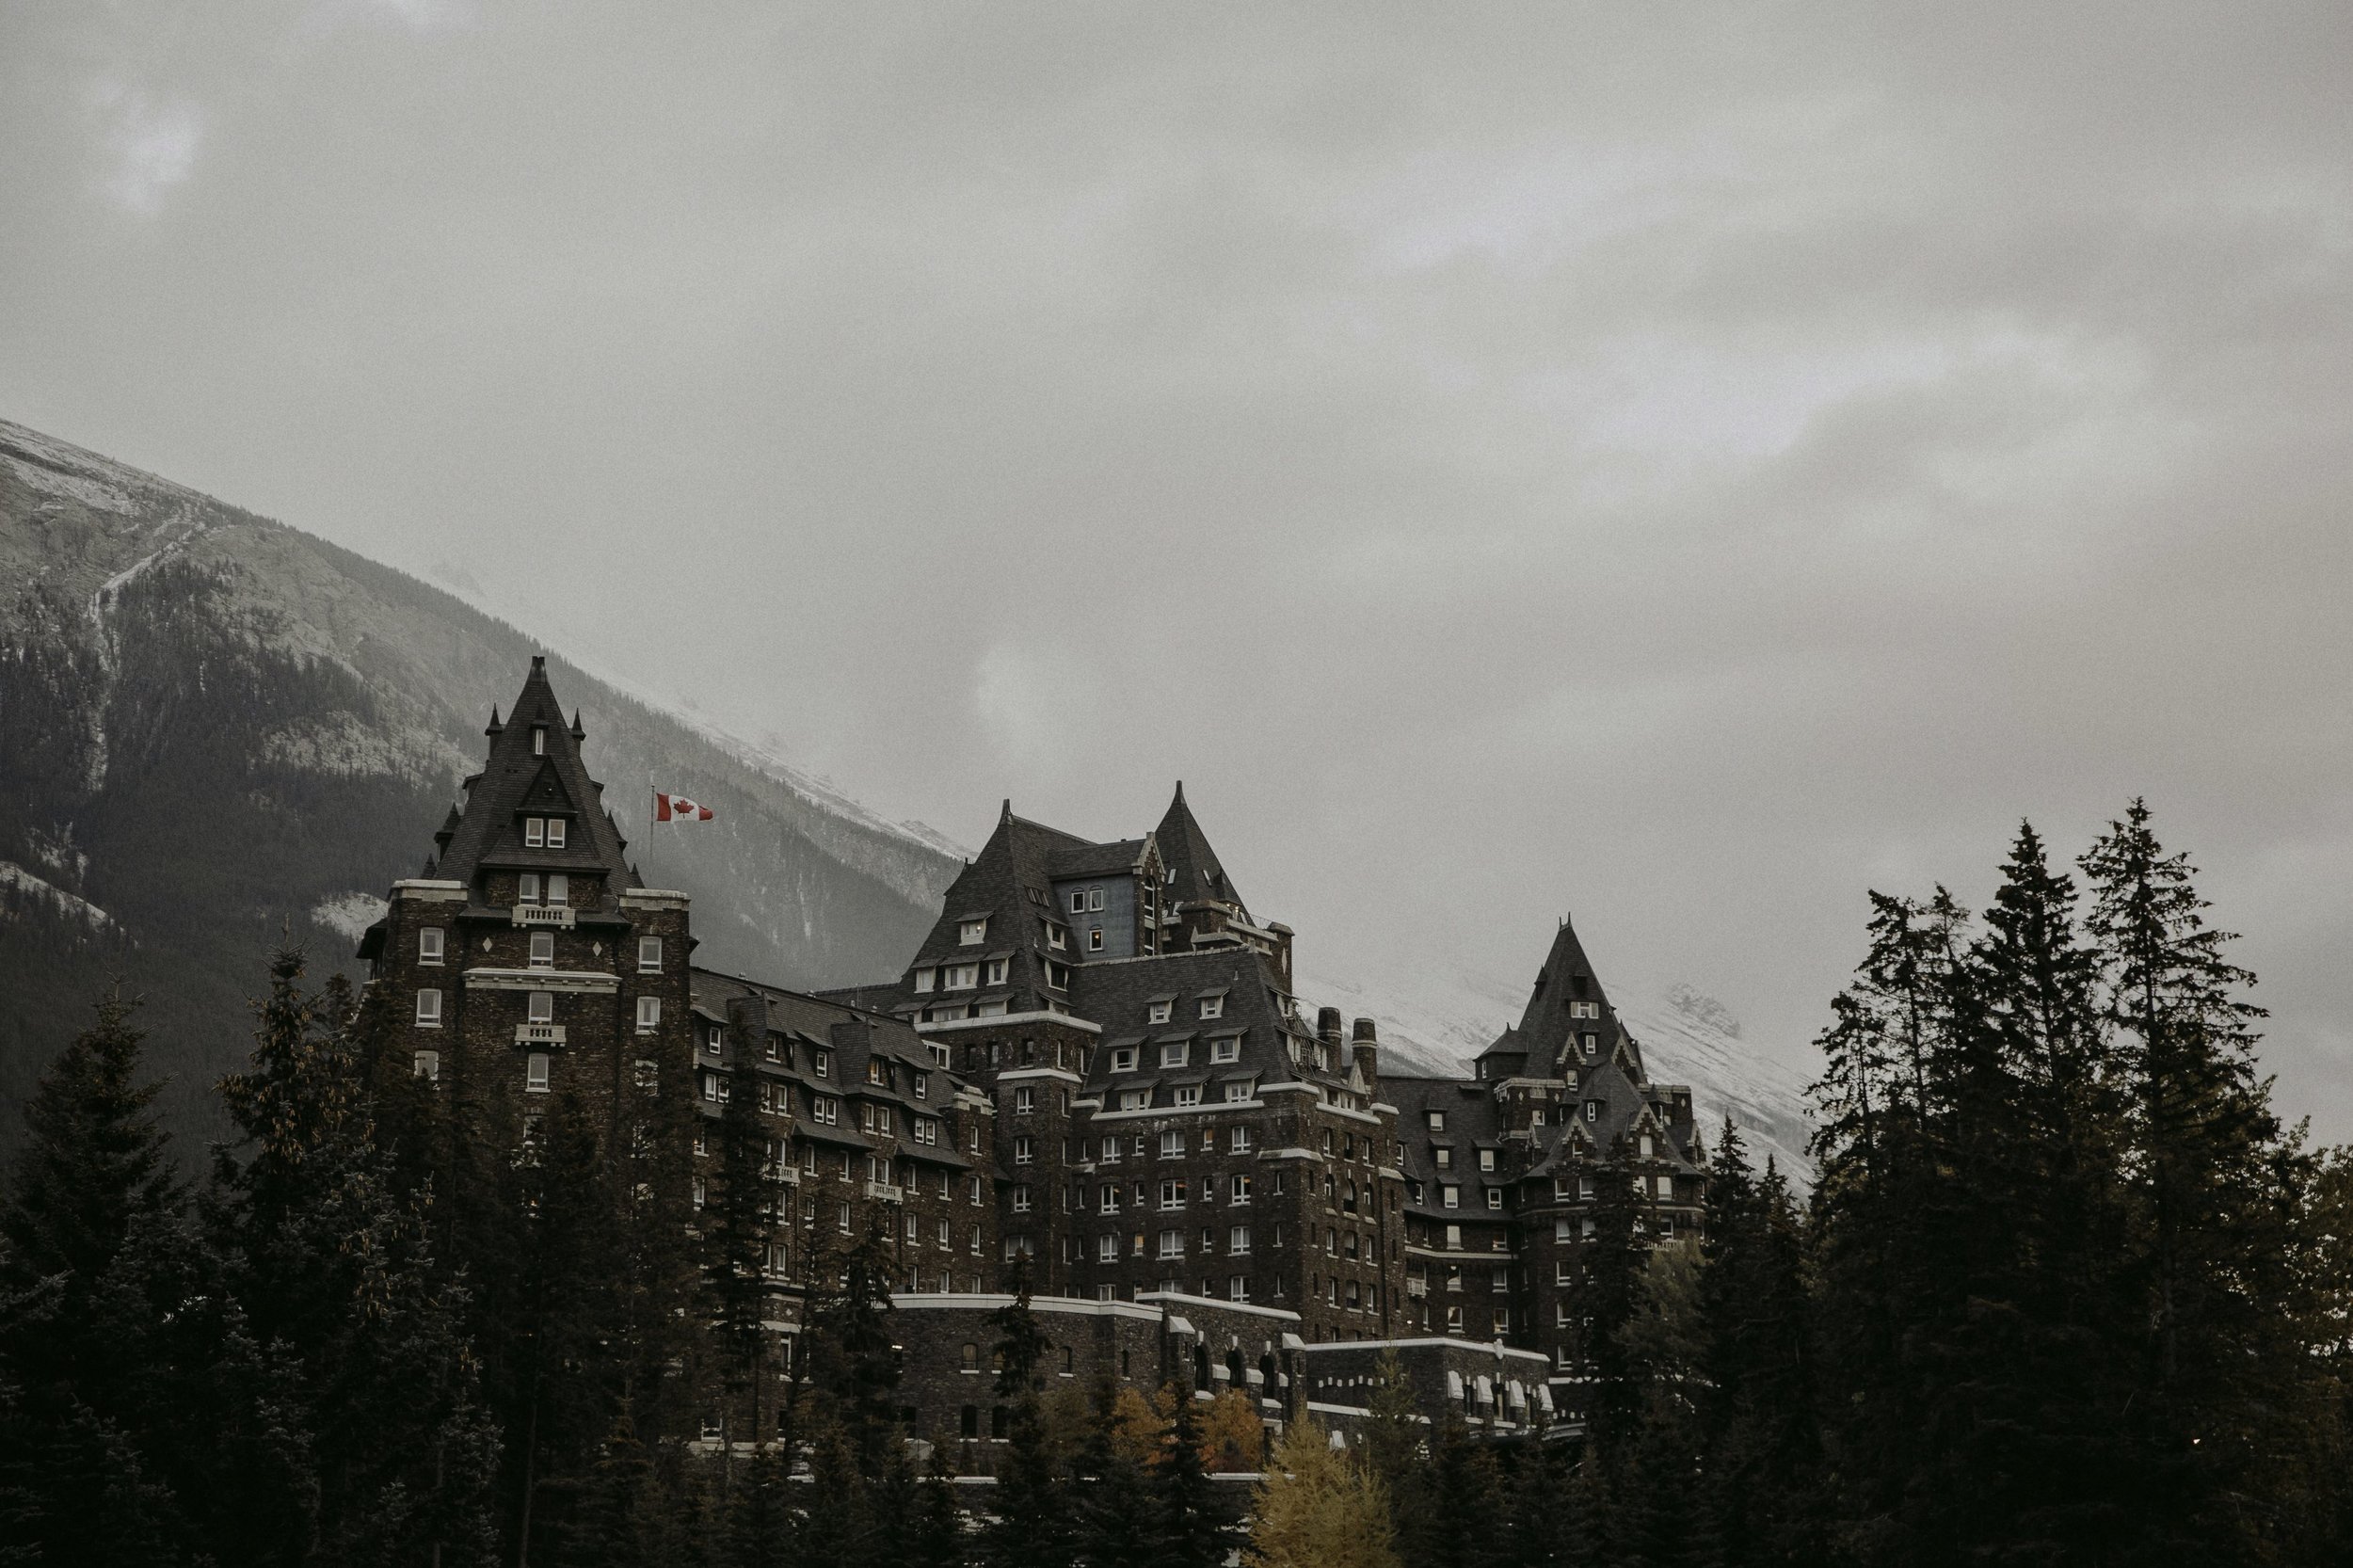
[{"x1": 0, "y1": 418, "x2": 963, "y2": 1149}]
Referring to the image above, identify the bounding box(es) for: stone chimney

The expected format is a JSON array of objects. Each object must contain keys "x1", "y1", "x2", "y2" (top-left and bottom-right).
[
  {"x1": 1351, "y1": 1016, "x2": 1380, "y2": 1092},
  {"x1": 726, "y1": 995, "x2": 767, "y2": 1062}
]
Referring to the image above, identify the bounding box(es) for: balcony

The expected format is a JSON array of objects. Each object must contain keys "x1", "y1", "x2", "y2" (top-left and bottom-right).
[
  {"x1": 762, "y1": 1163, "x2": 801, "y2": 1186},
  {"x1": 511, "y1": 904, "x2": 577, "y2": 930},
  {"x1": 514, "y1": 1023, "x2": 567, "y2": 1046},
  {"x1": 1406, "y1": 1278, "x2": 1429, "y2": 1299},
  {"x1": 864, "y1": 1180, "x2": 904, "y2": 1204}
]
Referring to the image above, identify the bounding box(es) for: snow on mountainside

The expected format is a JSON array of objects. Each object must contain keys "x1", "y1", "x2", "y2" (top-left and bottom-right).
[
  {"x1": 0, "y1": 416, "x2": 961, "y2": 1151},
  {"x1": 1297, "y1": 964, "x2": 1821, "y2": 1181}
]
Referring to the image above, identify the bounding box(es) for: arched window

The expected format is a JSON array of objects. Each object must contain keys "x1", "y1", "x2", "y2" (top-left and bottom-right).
[{"x1": 961, "y1": 1342, "x2": 979, "y2": 1372}]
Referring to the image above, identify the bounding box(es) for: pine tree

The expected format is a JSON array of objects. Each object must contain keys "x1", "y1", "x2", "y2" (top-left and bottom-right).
[
  {"x1": 793, "y1": 1416, "x2": 874, "y2": 1568},
  {"x1": 709, "y1": 1006, "x2": 778, "y2": 1497},
  {"x1": 805, "y1": 1222, "x2": 904, "y2": 1478},
  {"x1": 1157, "y1": 1386, "x2": 1230, "y2": 1568},
  {"x1": 207, "y1": 950, "x2": 501, "y2": 1566},
  {"x1": 1360, "y1": 1347, "x2": 1426, "y2": 1545},
  {"x1": 1574, "y1": 1137, "x2": 1653, "y2": 1463},
  {"x1": 2082, "y1": 800, "x2": 2308, "y2": 1557},
  {"x1": 1071, "y1": 1379, "x2": 1159, "y2": 1568}
]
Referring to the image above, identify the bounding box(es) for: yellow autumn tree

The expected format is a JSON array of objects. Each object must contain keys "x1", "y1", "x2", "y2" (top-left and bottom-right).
[
  {"x1": 1244, "y1": 1418, "x2": 1401, "y2": 1568},
  {"x1": 1200, "y1": 1386, "x2": 1268, "y2": 1471}
]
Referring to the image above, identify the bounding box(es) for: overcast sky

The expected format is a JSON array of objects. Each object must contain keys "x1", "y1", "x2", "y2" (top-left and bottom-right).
[{"x1": 6, "y1": 2, "x2": 2349, "y2": 1128}]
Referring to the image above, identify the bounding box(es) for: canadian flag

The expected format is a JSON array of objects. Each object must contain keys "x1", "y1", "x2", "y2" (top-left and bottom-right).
[{"x1": 652, "y1": 791, "x2": 714, "y2": 823}]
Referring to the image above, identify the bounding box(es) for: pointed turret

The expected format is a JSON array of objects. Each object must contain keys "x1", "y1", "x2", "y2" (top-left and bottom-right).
[
  {"x1": 428, "y1": 659, "x2": 639, "y2": 894},
  {"x1": 569, "y1": 707, "x2": 585, "y2": 740}
]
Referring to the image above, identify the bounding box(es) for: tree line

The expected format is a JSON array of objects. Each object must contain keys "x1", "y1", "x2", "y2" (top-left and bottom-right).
[{"x1": 4, "y1": 800, "x2": 2350, "y2": 1565}]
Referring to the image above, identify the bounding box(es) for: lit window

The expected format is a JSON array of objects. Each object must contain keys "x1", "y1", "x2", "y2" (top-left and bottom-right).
[
  {"x1": 958, "y1": 919, "x2": 987, "y2": 945},
  {"x1": 412, "y1": 1049, "x2": 439, "y2": 1080},
  {"x1": 638, "y1": 936, "x2": 662, "y2": 972},
  {"x1": 636, "y1": 996, "x2": 662, "y2": 1032},
  {"x1": 1089, "y1": 929, "x2": 1104, "y2": 952},
  {"x1": 415, "y1": 988, "x2": 443, "y2": 1027},
  {"x1": 418, "y1": 927, "x2": 444, "y2": 965},
  {"x1": 529, "y1": 932, "x2": 554, "y2": 969},
  {"x1": 526, "y1": 1053, "x2": 551, "y2": 1093}
]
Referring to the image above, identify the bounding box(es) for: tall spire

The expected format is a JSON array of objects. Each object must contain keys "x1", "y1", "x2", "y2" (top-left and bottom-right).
[
  {"x1": 570, "y1": 707, "x2": 585, "y2": 740},
  {"x1": 486, "y1": 705, "x2": 503, "y2": 737}
]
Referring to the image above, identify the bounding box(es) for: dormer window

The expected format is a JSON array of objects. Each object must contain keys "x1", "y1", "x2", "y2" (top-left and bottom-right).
[
  {"x1": 1427, "y1": 1111, "x2": 1446, "y2": 1132},
  {"x1": 546, "y1": 818, "x2": 566, "y2": 849},
  {"x1": 1434, "y1": 1147, "x2": 1454, "y2": 1170},
  {"x1": 984, "y1": 958, "x2": 1007, "y2": 985},
  {"x1": 814, "y1": 1049, "x2": 830, "y2": 1079},
  {"x1": 958, "y1": 919, "x2": 987, "y2": 945},
  {"x1": 525, "y1": 818, "x2": 543, "y2": 847},
  {"x1": 913, "y1": 1071, "x2": 928, "y2": 1100},
  {"x1": 1479, "y1": 1148, "x2": 1497, "y2": 1173},
  {"x1": 1159, "y1": 1040, "x2": 1188, "y2": 1068},
  {"x1": 1198, "y1": 994, "x2": 1225, "y2": 1020},
  {"x1": 1209, "y1": 1036, "x2": 1240, "y2": 1064},
  {"x1": 1112, "y1": 1047, "x2": 1138, "y2": 1073},
  {"x1": 868, "y1": 1059, "x2": 888, "y2": 1087},
  {"x1": 946, "y1": 964, "x2": 978, "y2": 990},
  {"x1": 1147, "y1": 1000, "x2": 1173, "y2": 1025},
  {"x1": 1046, "y1": 923, "x2": 1067, "y2": 951},
  {"x1": 913, "y1": 968, "x2": 936, "y2": 993}
]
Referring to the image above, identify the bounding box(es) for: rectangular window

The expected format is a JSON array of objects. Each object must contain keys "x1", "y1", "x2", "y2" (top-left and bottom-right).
[
  {"x1": 1209, "y1": 1036, "x2": 1240, "y2": 1064},
  {"x1": 1199, "y1": 995, "x2": 1225, "y2": 1019},
  {"x1": 526, "y1": 1053, "x2": 551, "y2": 1094},
  {"x1": 1148, "y1": 1000, "x2": 1173, "y2": 1024},
  {"x1": 1486, "y1": 1188, "x2": 1504, "y2": 1210},
  {"x1": 546, "y1": 818, "x2": 566, "y2": 848},
  {"x1": 812, "y1": 1096, "x2": 838, "y2": 1125},
  {"x1": 984, "y1": 958, "x2": 1007, "y2": 984},
  {"x1": 948, "y1": 965, "x2": 978, "y2": 990},
  {"x1": 1158, "y1": 1230, "x2": 1184, "y2": 1259},
  {"x1": 1112, "y1": 1047, "x2": 1138, "y2": 1073},
  {"x1": 527, "y1": 991, "x2": 554, "y2": 1024},
  {"x1": 1434, "y1": 1147, "x2": 1453, "y2": 1170},
  {"x1": 1160, "y1": 1041, "x2": 1188, "y2": 1068},
  {"x1": 1160, "y1": 1179, "x2": 1186, "y2": 1209},
  {"x1": 1014, "y1": 1086, "x2": 1035, "y2": 1113},
  {"x1": 528, "y1": 931, "x2": 554, "y2": 969},
  {"x1": 1479, "y1": 1148, "x2": 1497, "y2": 1173},
  {"x1": 1427, "y1": 1110, "x2": 1446, "y2": 1132},
  {"x1": 637, "y1": 936, "x2": 662, "y2": 972},
  {"x1": 1088, "y1": 929, "x2": 1104, "y2": 952},
  {"x1": 519, "y1": 872, "x2": 541, "y2": 904},
  {"x1": 546, "y1": 873, "x2": 567, "y2": 905},
  {"x1": 1174, "y1": 1085, "x2": 1201, "y2": 1109},
  {"x1": 636, "y1": 996, "x2": 662, "y2": 1032},
  {"x1": 418, "y1": 927, "x2": 444, "y2": 965},
  {"x1": 1228, "y1": 1224, "x2": 1252, "y2": 1255},
  {"x1": 1657, "y1": 1175, "x2": 1674, "y2": 1199},
  {"x1": 1223, "y1": 1080, "x2": 1251, "y2": 1103},
  {"x1": 1159, "y1": 1130, "x2": 1183, "y2": 1159},
  {"x1": 413, "y1": 1048, "x2": 439, "y2": 1080},
  {"x1": 1013, "y1": 1136, "x2": 1034, "y2": 1164},
  {"x1": 1013, "y1": 1185, "x2": 1032, "y2": 1213},
  {"x1": 1097, "y1": 1234, "x2": 1118, "y2": 1262},
  {"x1": 1088, "y1": 888, "x2": 1105, "y2": 912},
  {"x1": 524, "y1": 817, "x2": 545, "y2": 847},
  {"x1": 958, "y1": 919, "x2": 987, "y2": 945},
  {"x1": 1231, "y1": 1173, "x2": 1253, "y2": 1203},
  {"x1": 415, "y1": 988, "x2": 442, "y2": 1027},
  {"x1": 913, "y1": 967, "x2": 935, "y2": 993},
  {"x1": 1230, "y1": 1127, "x2": 1253, "y2": 1153}
]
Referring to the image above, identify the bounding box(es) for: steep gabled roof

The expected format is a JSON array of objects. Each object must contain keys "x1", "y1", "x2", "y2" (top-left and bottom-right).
[
  {"x1": 433, "y1": 657, "x2": 636, "y2": 889},
  {"x1": 1154, "y1": 782, "x2": 1245, "y2": 918},
  {"x1": 1482, "y1": 915, "x2": 1643, "y2": 1083}
]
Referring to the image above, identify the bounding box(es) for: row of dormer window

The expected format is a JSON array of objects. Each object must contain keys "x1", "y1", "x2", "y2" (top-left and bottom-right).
[
  {"x1": 1107, "y1": 1034, "x2": 1241, "y2": 1074},
  {"x1": 913, "y1": 958, "x2": 1007, "y2": 992},
  {"x1": 520, "y1": 816, "x2": 568, "y2": 848}
]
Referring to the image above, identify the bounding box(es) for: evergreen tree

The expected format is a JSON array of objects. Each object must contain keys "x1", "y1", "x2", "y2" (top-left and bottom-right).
[
  {"x1": 709, "y1": 1004, "x2": 778, "y2": 1494},
  {"x1": 1361, "y1": 1347, "x2": 1427, "y2": 1545},
  {"x1": 805, "y1": 1222, "x2": 904, "y2": 1478},
  {"x1": 1071, "y1": 1379, "x2": 1159, "y2": 1568},
  {"x1": 1157, "y1": 1384, "x2": 1229, "y2": 1568},
  {"x1": 1573, "y1": 1136, "x2": 1653, "y2": 1462},
  {"x1": 1403, "y1": 1416, "x2": 1502, "y2": 1568},
  {"x1": 2083, "y1": 800, "x2": 2308, "y2": 1558},
  {"x1": 207, "y1": 950, "x2": 500, "y2": 1566},
  {"x1": 793, "y1": 1416, "x2": 874, "y2": 1568}
]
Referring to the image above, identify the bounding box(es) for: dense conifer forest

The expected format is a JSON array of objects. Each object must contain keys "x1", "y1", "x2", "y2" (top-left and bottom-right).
[{"x1": 4, "y1": 800, "x2": 2347, "y2": 1566}]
